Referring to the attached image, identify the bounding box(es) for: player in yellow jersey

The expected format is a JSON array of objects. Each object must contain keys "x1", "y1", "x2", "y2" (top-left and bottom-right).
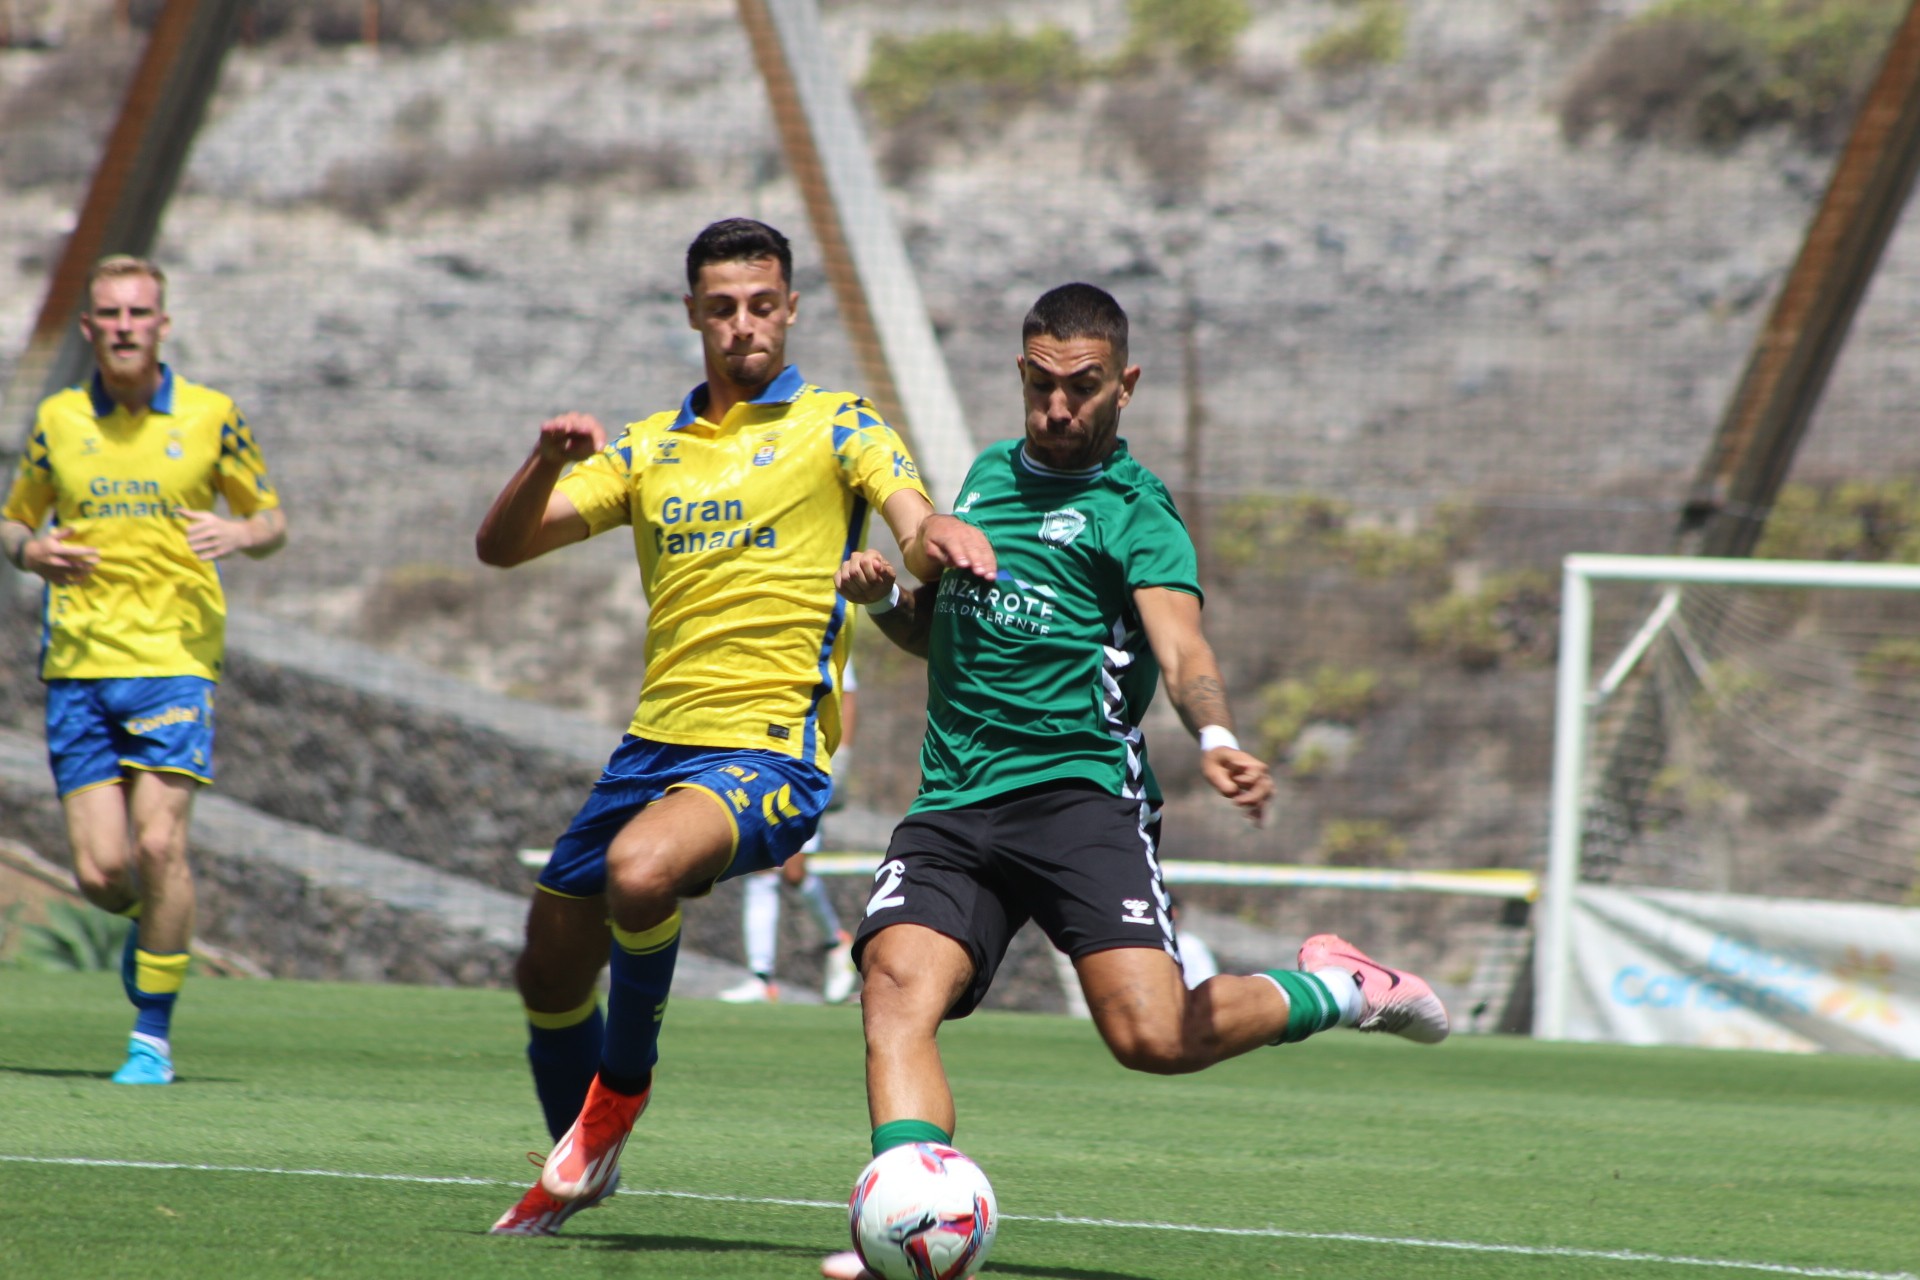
[
  {"x1": 479, "y1": 219, "x2": 992, "y2": 1236},
  {"x1": 1, "y1": 256, "x2": 287, "y2": 1086}
]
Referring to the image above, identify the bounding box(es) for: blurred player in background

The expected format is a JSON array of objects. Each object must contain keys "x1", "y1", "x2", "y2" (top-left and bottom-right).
[
  {"x1": 1, "y1": 255, "x2": 288, "y2": 1087},
  {"x1": 474, "y1": 218, "x2": 992, "y2": 1236},
  {"x1": 821, "y1": 284, "x2": 1445, "y2": 1280},
  {"x1": 720, "y1": 659, "x2": 860, "y2": 1005}
]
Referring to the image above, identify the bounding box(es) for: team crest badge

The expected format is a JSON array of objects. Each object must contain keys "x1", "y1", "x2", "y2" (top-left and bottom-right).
[
  {"x1": 753, "y1": 443, "x2": 777, "y2": 466},
  {"x1": 1038, "y1": 508, "x2": 1087, "y2": 547}
]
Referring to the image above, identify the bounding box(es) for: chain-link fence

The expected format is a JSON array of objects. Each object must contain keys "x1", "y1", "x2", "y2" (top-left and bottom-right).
[{"x1": 5, "y1": 0, "x2": 1918, "y2": 992}]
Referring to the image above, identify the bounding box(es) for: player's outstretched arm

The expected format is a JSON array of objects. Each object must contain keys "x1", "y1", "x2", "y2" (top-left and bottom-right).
[
  {"x1": 880, "y1": 490, "x2": 996, "y2": 585},
  {"x1": 1135, "y1": 586, "x2": 1273, "y2": 826},
  {"x1": 837, "y1": 549, "x2": 935, "y2": 658},
  {"x1": 475, "y1": 413, "x2": 601, "y2": 567}
]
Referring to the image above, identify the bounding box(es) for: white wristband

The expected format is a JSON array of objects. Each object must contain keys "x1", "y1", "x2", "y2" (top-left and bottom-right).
[
  {"x1": 864, "y1": 584, "x2": 902, "y2": 616},
  {"x1": 1198, "y1": 725, "x2": 1240, "y2": 754}
]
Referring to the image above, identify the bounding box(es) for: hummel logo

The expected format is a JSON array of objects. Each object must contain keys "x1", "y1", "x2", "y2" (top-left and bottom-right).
[{"x1": 1120, "y1": 898, "x2": 1154, "y2": 924}]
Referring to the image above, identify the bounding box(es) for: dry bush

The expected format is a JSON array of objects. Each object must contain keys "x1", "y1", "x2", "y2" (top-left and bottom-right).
[
  {"x1": 320, "y1": 136, "x2": 693, "y2": 226},
  {"x1": 862, "y1": 24, "x2": 1087, "y2": 179},
  {"x1": 1560, "y1": 14, "x2": 1771, "y2": 147},
  {"x1": 136, "y1": 0, "x2": 521, "y2": 48},
  {"x1": 1561, "y1": 1, "x2": 1903, "y2": 150}
]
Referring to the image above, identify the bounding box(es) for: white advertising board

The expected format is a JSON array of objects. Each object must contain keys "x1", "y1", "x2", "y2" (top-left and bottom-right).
[{"x1": 1567, "y1": 885, "x2": 1920, "y2": 1055}]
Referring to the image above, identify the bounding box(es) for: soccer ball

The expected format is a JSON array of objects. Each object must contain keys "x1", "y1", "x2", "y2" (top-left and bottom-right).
[{"x1": 848, "y1": 1142, "x2": 998, "y2": 1280}]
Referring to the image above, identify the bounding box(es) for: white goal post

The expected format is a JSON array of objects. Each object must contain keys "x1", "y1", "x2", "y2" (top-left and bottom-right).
[{"x1": 1538, "y1": 553, "x2": 1920, "y2": 1041}]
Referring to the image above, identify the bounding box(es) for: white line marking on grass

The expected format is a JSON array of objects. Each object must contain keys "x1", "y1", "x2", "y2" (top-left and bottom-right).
[{"x1": 3, "y1": 1154, "x2": 1909, "y2": 1280}]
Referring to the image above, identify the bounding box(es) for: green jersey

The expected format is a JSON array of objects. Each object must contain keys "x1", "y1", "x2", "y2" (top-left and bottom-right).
[{"x1": 911, "y1": 438, "x2": 1201, "y2": 813}]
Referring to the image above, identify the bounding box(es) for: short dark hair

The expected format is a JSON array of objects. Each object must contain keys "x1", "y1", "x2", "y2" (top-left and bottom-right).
[
  {"x1": 1022, "y1": 283, "x2": 1128, "y2": 366},
  {"x1": 685, "y1": 218, "x2": 792, "y2": 291}
]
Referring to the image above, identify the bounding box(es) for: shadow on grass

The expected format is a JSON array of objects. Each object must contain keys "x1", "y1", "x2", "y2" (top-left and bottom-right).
[
  {"x1": 956, "y1": 1266, "x2": 1153, "y2": 1280},
  {"x1": 0, "y1": 1064, "x2": 238, "y2": 1084},
  {"x1": 557, "y1": 1231, "x2": 1155, "y2": 1279},
  {"x1": 527, "y1": 1232, "x2": 830, "y2": 1260}
]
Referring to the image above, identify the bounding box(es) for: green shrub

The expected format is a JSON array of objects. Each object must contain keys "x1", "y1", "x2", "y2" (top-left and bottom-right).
[
  {"x1": 861, "y1": 25, "x2": 1088, "y2": 128},
  {"x1": 1303, "y1": 0, "x2": 1407, "y2": 73},
  {"x1": 1318, "y1": 818, "x2": 1405, "y2": 866},
  {"x1": 1410, "y1": 570, "x2": 1557, "y2": 670},
  {"x1": 1860, "y1": 638, "x2": 1920, "y2": 686},
  {"x1": 1121, "y1": 0, "x2": 1252, "y2": 72},
  {"x1": 1561, "y1": 0, "x2": 1903, "y2": 148},
  {"x1": 1687, "y1": 659, "x2": 1773, "y2": 721},
  {"x1": 1756, "y1": 479, "x2": 1920, "y2": 562},
  {"x1": 7, "y1": 901, "x2": 131, "y2": 973},
  {"x1": 1212, "y1": 494, "x2": 1474, "y2": 580},
  {"x1": 1256, "y1": 666, "x2": 1380, "y2": 757},
  {"x1": 1649, "y1": 763, "x2": 1733, "y2": 814}
]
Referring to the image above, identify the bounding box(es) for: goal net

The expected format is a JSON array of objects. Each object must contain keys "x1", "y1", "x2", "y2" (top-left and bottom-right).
[{"x1": 1539, "y1": 554, "x2": 1920, "y2": 1053}]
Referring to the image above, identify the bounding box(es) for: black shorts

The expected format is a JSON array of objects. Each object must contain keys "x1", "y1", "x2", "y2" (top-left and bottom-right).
[{"x1": 852, "y1": 782, "x2": 1176, "y2": 1018}]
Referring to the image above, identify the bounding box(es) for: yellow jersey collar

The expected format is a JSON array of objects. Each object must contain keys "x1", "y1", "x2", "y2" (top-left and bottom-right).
[
  {"x1": 672, "y1": 364, "x2": 808, "y2": 429},
  {"x1": 88, "y1": 363, "x2": 176, "y2": 419}
]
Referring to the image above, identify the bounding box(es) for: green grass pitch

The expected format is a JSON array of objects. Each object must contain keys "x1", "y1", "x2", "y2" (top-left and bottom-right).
[{"x1": 1, "y1": 971, "x2": 1915, "y2": 1279}]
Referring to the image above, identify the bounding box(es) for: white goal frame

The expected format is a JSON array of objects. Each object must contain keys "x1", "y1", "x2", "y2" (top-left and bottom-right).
[{"x1": 1538, "y1": 552, "x2": 1920, "y2": 1039}]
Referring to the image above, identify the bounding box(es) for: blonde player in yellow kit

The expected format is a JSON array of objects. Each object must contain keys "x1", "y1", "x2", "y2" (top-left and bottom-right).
[
  {"x1": 1, "y1": 256, "x2": 287, "y2": 1085},
  {"x1": 477, "y1": 219, "x2": 993, "y2": 1235}
]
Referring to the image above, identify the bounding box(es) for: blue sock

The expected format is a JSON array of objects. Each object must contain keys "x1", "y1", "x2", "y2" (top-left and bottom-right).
[
  {"x1": 118, "y1": 906, "x2": 143, "y2": 1005},
  {"x1": 526, "y1": 999, "x2": 604, "y2": 1142},
  {"x1": 601, "y1": 910, "x2": 681, "y2": 1087}
]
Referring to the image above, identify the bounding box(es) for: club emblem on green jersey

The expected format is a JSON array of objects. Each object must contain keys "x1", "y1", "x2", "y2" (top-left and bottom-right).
[{"x1": 1038, "y1": 508, "x2": 1087, "y2": 547}]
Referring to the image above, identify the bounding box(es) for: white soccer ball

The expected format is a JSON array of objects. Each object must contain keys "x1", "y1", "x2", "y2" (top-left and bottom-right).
[{"x1": 848, "y1": 1142, "x2": 999, "y2": 1280}]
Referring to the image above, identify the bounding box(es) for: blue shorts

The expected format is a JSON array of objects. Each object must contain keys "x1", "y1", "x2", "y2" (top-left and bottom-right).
[
  {"x1": 45, "y1": 676, "x2": 217, "y2": 797},
  {"x1": 538, "y1": 736, "x2": 832, "y2": 900}
]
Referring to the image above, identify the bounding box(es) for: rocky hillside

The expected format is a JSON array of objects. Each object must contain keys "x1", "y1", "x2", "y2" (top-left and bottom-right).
[{"x1": 5, "y1": 0, "x2": 1918, "y2": 924}]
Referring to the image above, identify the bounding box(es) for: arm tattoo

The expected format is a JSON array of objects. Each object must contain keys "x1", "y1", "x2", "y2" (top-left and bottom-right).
[
  {"x1": 870, "y1": 582, "x2": 938, "y2": 658},
  {"x1": 1173, "y1": 673, "x2": 1232, "y2": 736}
]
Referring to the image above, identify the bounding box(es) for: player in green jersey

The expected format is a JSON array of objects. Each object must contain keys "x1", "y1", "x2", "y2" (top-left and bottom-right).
[{"x1": 821, "y1": 284, "x2": 1447, "y2": 1280}]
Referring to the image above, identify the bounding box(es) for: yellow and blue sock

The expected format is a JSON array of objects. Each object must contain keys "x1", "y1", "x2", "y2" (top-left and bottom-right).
[
  {"x1": 526, "y1": 996, "x2": 604, "y2": 1142},
  {"x1": 871, "y1": 1119, "x2": 951, "y2": 1160},
  {"x1": 129, "y1": 949, "x2": 189, "y2": 1047},
  {"x1": 599, "y1": 910, "x2": 681, "y2": 1095}
]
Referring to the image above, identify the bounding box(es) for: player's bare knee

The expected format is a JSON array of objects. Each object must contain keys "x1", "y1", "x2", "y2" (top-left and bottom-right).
[
  {"x1": 858, "y1": 951, "x2": 919, "y2": 1008},
  {"x1": 132, "y1": 826, "x2": 187, "y2": 874},
  {"x1": 1103, "y1": 1023, "x2": 1200, "y2": 1075},
  {"x1": 515, "y1": 945, "x2": 597, "y2": 1010},
  {"x1": 72, "y1": 860, "x2": 128, "y2": 905},
  {"x1": 604, "y1": 854, "x2": 680, "y2": 919},
  {"x1": 860, "y1": 948, "x2": 954, "y2": 1030}
]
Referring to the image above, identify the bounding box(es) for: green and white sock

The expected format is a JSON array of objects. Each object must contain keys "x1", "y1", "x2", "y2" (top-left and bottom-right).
[
  {"x1": 1310, "y1": 965, "x2": 1363, "y2": 1026},
  {"x1": 1260, "y1": 969, "x2": 1345, "y2": 1044}
]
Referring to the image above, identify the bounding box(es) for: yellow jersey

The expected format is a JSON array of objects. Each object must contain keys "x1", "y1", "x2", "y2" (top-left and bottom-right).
[
  {"x1": 558, "y1": 366, "x2": 926, "y2": 770},
  {"x1": 3, "y1": 367, "x2": 280, "y2": 681}
]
